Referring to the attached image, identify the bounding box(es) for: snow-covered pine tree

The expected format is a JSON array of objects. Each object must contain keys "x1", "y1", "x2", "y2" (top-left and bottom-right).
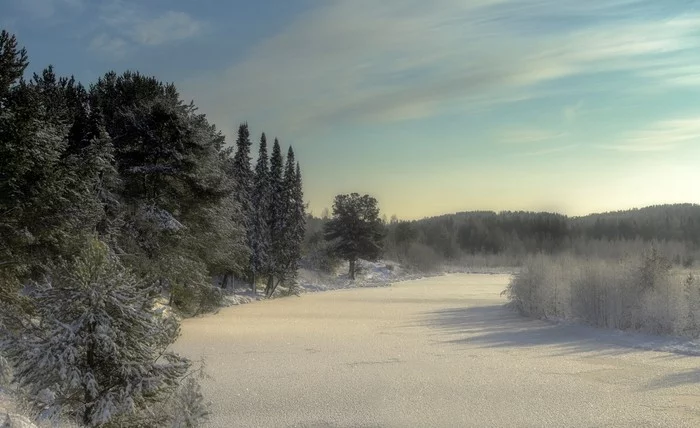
[
  {"x1": 231, "y1": 123, "x2": 255, "y2": 291},
  {"x1": 324, "y1": 193, "x2": 385, "y2": 280},
  {"x1": 250, "y1": 133, "x2": 271, "y2": 290},
  {"x1": 3, "y1": 239, "x2": 196, "y2": 427},
  {"x1": 264, "y1": 138, "x2": 285, "y2": 296},
  {"x1": 0, "y1": 30, "x2": 28, "y2": 101},
  {"x1": 293, "y1": 161, "x2": 307, "y2": 268},
  {"x1": 284, "y1": 157, "x2": 306, "y2": 294}
]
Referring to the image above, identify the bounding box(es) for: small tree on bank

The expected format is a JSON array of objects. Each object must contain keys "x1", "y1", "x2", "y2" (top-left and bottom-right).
[
  {"x1": 3, "y1": 239, "x2": 198, "y2": 426},
  {"x1": 324, "y1": 193, "x2": 385, "y2": 280}
]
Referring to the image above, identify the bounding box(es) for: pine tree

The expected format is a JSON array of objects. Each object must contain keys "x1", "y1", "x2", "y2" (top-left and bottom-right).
[
  {"x1": 265, "y1": 147, "x2": 306, "y2": 297},
  {"x1": 288, "y1": 161, "x2": 306, "y2": 291},
  {"x1": 250, "y1": 133, "x2": 271, "y2": 289},
  {"x1": 324, "y1": 193, "x2": 385, "y2": 280},
  {"x1": 0, "y1": 29, "x2": 28, "y2": 100},
  {"x1": 294, "y1": 162, "x2": 307, "y2": 246},
  {"x1": 265, "y1": 138, "x2": 285, "y2": 296},
  {"x1": 4, "y1": 239, "x2": 192, "y2": 426},
  {"x1": 279, "y1": 147, "x2": 298, "y2": 291},
  {"x1": 231, "y1": 123, "x2": 255, "y2": 290}
]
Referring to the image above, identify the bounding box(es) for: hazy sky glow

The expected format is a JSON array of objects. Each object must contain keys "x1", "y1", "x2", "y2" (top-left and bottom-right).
[{"x1": 5, "y1": 0, "x2": 700, "y2": 219}]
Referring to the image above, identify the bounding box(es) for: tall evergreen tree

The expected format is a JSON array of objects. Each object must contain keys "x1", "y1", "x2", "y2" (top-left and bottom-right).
[
  {"x1": 0, "y1": 29, "x2": 28, "y2": 100},
  {"x1": 324, "y1": 193, "x2": 385, "y2": 280},
  {"x1": 289, "y1": 161, "x2": 307, "y2": 287},
  {"x1": 4, "y1": 239, "x2": 191, "y2": 426},
  {"x1": 265, "y1": 138, "x2": 285, "y2": 295},
  {"x1": 231, "y1": 122, "x2": 255, "y2": 290},
  {"x1": 250, "y1": 133, "x2": 271, "y2": 289}
]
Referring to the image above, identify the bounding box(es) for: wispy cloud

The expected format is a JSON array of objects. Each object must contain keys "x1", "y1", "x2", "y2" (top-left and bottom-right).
[
  {"x1": 88, "y1": 33, "x2": 128, "y2": 58},
  {"x1": 88, "y1": 0, "x2": 204, "y2": 57},
  {"x1": 132, "y1": 11, "x2": 202, "y2": 46},
  {"x1": 180, "y1": 0, "x2": 700, "y2": 138},
  {"x1": 599, "y1": 117, "x2": 700, "y2": 152},
  {"x1": 563, "y1": 101, "x2": 583, "y2": 123},
  {"x1": 15, "y1": 0, "x2": 83, "y2": 20},
  {"x1": 500, "y1": 129, "x2": 566, "y2": 144},
  {"x1": 514, "y1": 144, "x2": 579, "y2": 157}
]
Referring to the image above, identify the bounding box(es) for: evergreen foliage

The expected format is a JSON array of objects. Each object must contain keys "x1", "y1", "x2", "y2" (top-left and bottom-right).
[
  {"x1": 324, "y1": 193, "x2": 385, "y2": 280},
  {"x1": 4, "y1": 240, "x2": 190, "y2": 426},
  {"x1": 250, "y1": 133, "x2": 271, "y2": 289},
  {"x1": 0, "y1": 28, "x2": 307, "y2": 426}
]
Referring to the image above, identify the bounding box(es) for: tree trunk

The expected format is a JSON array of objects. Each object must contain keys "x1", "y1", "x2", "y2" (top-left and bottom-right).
[
  {"x1": 222, "y1": 273, "x2": 230, "y2": 289},
  {"x1": 265, "y1": 275, "x2": 274, "y2": 297},
  {"x1": 267, "y1": 277, "x2": 282, "y2": 298},
  {"x1": 349, "y1": 258, "x2": 356, "y2": 280},
  {"x1": 251, "y1": 271, "x2": 256, "y2": 295}
]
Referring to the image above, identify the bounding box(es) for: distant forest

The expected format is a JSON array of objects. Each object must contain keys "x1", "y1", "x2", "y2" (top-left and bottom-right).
[{"x1": 305, "y1": 204, "x2": 700, "y2": 271}]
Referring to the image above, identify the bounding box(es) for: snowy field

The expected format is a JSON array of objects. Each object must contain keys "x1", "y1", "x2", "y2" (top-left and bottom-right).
[{"x1": 173, "y1": 273, "x2": 700, "y2": 428}]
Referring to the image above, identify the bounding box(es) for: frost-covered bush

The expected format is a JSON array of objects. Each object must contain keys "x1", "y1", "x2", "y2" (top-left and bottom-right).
[
  {"x1": 403, "y1": 243, "x2": 442, "y2": 273},
  {"x1": 3, "y1": 239, "x2": 205, "y2": 427},
  {"x1": 503, "y1": 250, "x2": 700, "y2": 337}
]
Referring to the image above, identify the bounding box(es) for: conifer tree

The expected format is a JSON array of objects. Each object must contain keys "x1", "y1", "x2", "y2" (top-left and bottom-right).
[
  {"x1": 4, "y1": 239, "x2": 192, "y2": 426},
  {"x1": 265, "y1": 138, "x2": 285, "y2": 296},
  {"x1": 0, "y1": 29, "x2": 28, "y2": 100},
  {"x1": 324, "y1": 193, "x2": 385, "y2": 280},
  {"x1": 250, "y1": 133, "x2": 271, "y2": 289},
  {"x1": 231, "y1": 123, "x2": 255, "y2": 290},
  {"x1": 287, "y1": 160, "x2": 306, "y2": 290}
]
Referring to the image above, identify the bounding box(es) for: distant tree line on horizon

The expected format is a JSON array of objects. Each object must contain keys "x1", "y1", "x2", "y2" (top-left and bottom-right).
[{"x1": 303, "y1": 204, "x2": 700, "y2": 273}]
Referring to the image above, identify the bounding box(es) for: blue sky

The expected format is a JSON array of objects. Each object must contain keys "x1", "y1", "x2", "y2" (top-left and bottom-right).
[{"x1": 4, "y1": 0, "x2": 700, "y2": 219}]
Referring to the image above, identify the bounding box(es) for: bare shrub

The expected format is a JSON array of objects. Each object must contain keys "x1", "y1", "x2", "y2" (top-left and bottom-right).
[
  {"x1": 503, "y1": 250, "x2": 700, "y2": 337},
  {"x1": 404, "y1": 243, "x2": 442, "y2": 273}
]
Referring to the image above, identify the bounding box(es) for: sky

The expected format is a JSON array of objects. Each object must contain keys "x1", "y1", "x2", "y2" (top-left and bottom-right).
[{"x1": 4, "y1": 0, "x2": 700, "y2": 220}]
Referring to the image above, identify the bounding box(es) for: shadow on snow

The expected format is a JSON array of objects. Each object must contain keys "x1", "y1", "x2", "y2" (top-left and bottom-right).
[{"x1": 416, "y1": 304, "x2": 700, "y2": 358}]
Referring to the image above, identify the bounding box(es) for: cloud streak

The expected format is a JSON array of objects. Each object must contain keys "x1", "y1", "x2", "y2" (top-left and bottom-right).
[
  {"x1": 599, "y1": 117, "x2": 700, "y2": 152},
  {"x1": 15, "y1": 0, "x2": 83, "y2": 19},
  {"x1": 180, "y1": 0, "x2": 700, "y2": 138},
  {"x1": 88, "y1": 1, "x2": 204, "y2": 57},
  {"x1": 500, "y1": 129, "x2": 566, "y2": 144}
]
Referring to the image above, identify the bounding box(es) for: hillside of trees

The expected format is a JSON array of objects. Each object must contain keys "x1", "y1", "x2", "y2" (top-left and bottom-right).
[
  {"x1": 382, "y1": 204, "x2": 700, "y2": 265},
  {"x1": 302, "y1": 204, "x2": 700, "y2": 274},
  {"x1": 0, "y1": 29, "x2": 305, "y2": 426}
]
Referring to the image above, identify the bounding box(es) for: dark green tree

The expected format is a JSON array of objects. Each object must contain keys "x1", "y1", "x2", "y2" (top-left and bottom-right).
[
  {"x1": 0, "y1": 29, "x2": 28, "y2": 100},
  {"x1": 250, "y1": 133, "x2": 271, "y2": 290},
  {"x1": 265, "y1": 138, "x2": 285, "y2": 295},
  {"x1": 324, "y1": 193, "x2": 385, "y2": 280},
  {"x1": 231, "y1": 123, "x2": 255, "y2": 290},
  {"x1": 4, "y1": 239, "x2": 193, "y2": 426}
]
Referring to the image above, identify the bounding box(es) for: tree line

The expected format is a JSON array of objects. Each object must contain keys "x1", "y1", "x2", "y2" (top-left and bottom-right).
[
  {"x1": 0, "y1": 29, "x2": 305, "y2": 426},
  {"x1": 303, "y1": 204, "x2": 700, "y2": 274},
  {"x1": 379, "y1": 204, "x2": 700, "y2": 267}
]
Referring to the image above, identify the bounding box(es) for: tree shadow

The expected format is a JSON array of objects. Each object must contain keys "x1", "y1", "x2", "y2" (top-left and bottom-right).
[
  {"x1": 642, "y1": 368, "x2": 700, "y2": 391},
  {"x1": 416, "y1": 304, "x2": 700, "y2": 358}
]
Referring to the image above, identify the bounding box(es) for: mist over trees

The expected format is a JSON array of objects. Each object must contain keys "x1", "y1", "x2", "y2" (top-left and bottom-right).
[
  {"x1": 380, "y1": 205, "x2": 700, "y2": 268},
  {"x1": 0, "y1": 29, "x2": 306, "y2": 426}
]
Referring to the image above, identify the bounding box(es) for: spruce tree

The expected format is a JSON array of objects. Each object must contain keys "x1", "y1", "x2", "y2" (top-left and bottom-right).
[
  {"x1": 278, "y1": 147, "x2": 298, "y2": 293},
  {"x1": 232, "y1": 123, "x2": 255, "y2": 290},
  {"x1": 287, "y1": 160, "x2": 306, "y2": 291},
  {"x1": 0, "y1": 29, "x2": 28, "y2": 100},
  {"x1": 4, "y1": 239, "x2": 191, "y2": 426},
  {"x1": 250, "y1": 133, "x2": 271, "y2": 289},
  {"x1": 265, "y1": 138, "x2": 285, "y2": 296},
  {"x1": 324, "y1": 193, "x2": 385, "y2": 280}
]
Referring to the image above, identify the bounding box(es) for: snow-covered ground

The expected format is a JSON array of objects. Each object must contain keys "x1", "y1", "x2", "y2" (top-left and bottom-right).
[
  {"x1": 296, "y1": 259, "x2": 428, "y2": 292},
  {"x1": 0, "y1": 388, "x2": 38, "y2": 428},
  {"x1": 174, "y1": 273, "x2": 700, "y2": 427}
]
